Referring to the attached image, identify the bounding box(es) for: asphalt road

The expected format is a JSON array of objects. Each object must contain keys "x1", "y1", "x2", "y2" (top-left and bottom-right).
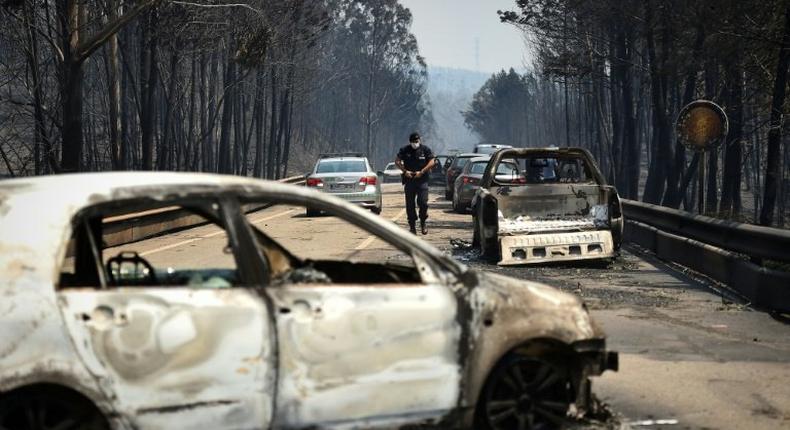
[{"x1": 110, "y1": 183, "x2": 790, "y2": 429}]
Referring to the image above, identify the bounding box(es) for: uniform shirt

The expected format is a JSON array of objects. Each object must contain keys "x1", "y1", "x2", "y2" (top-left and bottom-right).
[{"x1": 397, "y1": 144, "x2": 435, "y2": 184}]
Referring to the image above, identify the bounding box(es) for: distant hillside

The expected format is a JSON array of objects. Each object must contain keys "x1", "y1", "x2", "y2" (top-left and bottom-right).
[{"x1": 425, "y1": 67, "x2": 490, "y2": 153}]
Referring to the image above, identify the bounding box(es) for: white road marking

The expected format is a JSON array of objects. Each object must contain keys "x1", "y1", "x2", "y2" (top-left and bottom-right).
[
  {"x1": 390, "y1": 208, "x2": 406, "y2": 222},
  {"x1": 355, "y1": 209, "x2": 406, "y2": 250},
  {"x1": 249, "y1": 209, "x2": 296, "y2": 224},
  {"x1": 141, "y1": 209, "x2": 295, "y2": 256}
]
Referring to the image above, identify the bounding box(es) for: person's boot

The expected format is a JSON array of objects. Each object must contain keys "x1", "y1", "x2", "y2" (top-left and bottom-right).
[
  {"x1": 420, "y1": 220, "x2": 428, "y2": 235},
  {"x1": 409, "y1": 223, "x2": 417, "y2": 235}
]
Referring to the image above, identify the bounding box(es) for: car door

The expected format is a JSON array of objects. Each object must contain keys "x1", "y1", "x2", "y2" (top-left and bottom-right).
[
  {"x1": 57, "y1": 197, "x2": 275, "y2": 429},
  {"x1": 268, "y1": 279, "x2": 460, "y2": 428},
  {"x1": 245, "y1": 198, "x2": 463, "y2": 428}
]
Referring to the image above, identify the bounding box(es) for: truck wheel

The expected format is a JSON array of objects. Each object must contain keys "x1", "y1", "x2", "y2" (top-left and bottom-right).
[{"x1": 480, "y1": 234, "x2": 500, "y2": 263}]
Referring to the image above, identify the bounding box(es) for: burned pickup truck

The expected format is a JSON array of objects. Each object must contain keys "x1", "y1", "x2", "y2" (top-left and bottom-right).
[{"x1": 472, "y1": 148, "x2": 624, "y2": 265}]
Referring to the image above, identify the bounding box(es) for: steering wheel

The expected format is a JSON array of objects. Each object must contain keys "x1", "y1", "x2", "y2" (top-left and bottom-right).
[{"x1": 106, "y1": 251, "x2": 158, "y2": 286}]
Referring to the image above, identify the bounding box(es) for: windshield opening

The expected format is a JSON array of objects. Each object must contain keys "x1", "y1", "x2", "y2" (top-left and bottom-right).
[{"x1": 492, "y1": 155, "x2": 596, "y2": 185}]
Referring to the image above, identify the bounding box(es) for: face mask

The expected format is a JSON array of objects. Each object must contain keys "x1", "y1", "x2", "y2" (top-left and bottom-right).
[{"x1": 410, "y1": 141, "x2": 420, "y2": 149}]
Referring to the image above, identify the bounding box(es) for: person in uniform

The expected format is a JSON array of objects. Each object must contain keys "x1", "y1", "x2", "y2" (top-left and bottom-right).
[{"x1": 395, "y1": 132, "x2": 435, "y2": 235}]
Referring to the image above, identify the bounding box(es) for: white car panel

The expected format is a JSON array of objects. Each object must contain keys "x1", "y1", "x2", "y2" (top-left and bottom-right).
[
  {"x1": 269, "y1": 283, "x2": 461, "y2": 427},
  {"x1": 58, "y1": 288, "x2": 274, "y2": 429}
]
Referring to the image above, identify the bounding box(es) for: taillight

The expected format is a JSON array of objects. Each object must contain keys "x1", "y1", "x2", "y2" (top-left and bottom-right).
[
  {"x1": 359, "y1": 176, "x2": 377, "y2": 186},
  {"x1": 306, "y1": 178, "x2": 323, "y2": 187},
  {"x1": 463, "y1": 177, "x2": 479, "y2": 185}
]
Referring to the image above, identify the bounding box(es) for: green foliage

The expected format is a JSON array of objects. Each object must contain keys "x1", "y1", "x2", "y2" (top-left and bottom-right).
[{"x1": 463, "y1": 69, "x2": 532, "y2": 145}]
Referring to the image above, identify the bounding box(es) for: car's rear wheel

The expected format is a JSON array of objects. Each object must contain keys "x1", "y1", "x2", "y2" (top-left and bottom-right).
[
  {"x1": 476, "y1": 354, "x2": 572, "y2": 430},
  {"x1": 452, "y1": 192, "x2": 461, "y2": 213},
  {"x1": 0, "y1": 385, "x2": 109, "y2": 430}
]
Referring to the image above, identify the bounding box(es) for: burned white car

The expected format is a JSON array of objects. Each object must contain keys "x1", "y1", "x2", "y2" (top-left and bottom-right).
[
  {"x1": 472, "y1": 148, "x2": 624, "y2": 265},
  {"x1": 0, "y1": 172, "x2": 616, "y2": 429}
]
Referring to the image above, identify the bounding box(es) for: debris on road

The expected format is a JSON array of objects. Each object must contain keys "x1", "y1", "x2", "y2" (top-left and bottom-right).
[{"x1": 629, "y1": 418, "x2": 679, "y2": 426}]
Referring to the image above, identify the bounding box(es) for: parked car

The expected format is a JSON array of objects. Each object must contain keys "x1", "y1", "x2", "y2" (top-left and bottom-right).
[
  {"x1": 0, "y1": 172, "x2": 617, "y2": 430},
  {"x1": 453, "y1": 157, "x2": 520, "y2": 213},
  {"x1": 472, "y1": 147, "x2": 624, "y2": 265},
  {"x1": 382, "y1": 162, "x2": 402, "y2": 183},
  {"x1": 474, "y1": 144, "x2": 513, "y2": 155},
  {"x1": 444, "y1": 153, "x2": 480, "y2": 200},
  {"x1": 305, "y1": 153, "x2": 382, "y2": 215}
]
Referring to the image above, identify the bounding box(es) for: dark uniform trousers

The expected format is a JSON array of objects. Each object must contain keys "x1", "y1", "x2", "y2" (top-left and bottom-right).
[{"x1": 404, "y1": 180, "x2": 429, "y2": 225}]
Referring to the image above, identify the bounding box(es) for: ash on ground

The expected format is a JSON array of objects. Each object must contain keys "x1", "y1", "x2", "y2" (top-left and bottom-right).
[{"x1": 448, "y1": 239, "x2": 679, "y2": 310}]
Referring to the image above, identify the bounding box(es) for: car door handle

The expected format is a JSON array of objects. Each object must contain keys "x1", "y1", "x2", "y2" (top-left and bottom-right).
[
  {"x1": 79, "y1": 305, "x2": 128, "y2": 329},
  {"x1": 279, "y1": 300, "x2": 316, "y2": 320}
]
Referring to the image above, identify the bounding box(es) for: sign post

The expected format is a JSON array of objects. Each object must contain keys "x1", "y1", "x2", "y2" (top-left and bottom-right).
[{"x1": 675, "y1": 100, "x2": 729, "y2": 214}]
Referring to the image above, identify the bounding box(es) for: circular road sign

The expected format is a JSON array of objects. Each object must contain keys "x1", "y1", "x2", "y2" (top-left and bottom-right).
[{"x1": 676, "y1": 100, "x2": 729, "y2": 152}]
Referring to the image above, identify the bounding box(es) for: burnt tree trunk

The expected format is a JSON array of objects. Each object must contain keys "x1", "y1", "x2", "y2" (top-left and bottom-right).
[
  {"x1": 720, "y1": 51, "x2": 744, "y2": 217},
  {"x1": 760, "y1": 4, "x2": 790, "y2": 226},
  {"x1": 642, "y1": 0, "x2": 672, "y2": 204},
  {"x1": 217, "y1": 58, "x2": 236, "y2": 174},
  {"x1": 139, "y1": 13, "x2": 158, "y2": 171}
]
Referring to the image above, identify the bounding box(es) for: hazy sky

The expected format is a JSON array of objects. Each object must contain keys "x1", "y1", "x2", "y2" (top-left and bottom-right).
[{"x1": 399, "y1": 0, "x2": 529, "y2": 73}]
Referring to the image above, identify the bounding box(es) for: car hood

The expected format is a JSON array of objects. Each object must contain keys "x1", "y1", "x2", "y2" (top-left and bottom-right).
[{"x1": 464, "y1": 270, "x2": 602, "y2": 341}]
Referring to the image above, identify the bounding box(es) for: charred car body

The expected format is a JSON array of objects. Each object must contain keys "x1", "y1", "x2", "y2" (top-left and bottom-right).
[
  {"x1": 0, "y1": 172, "x2": 616, "y2": 429},
  {"x1": 472, "y1": 148, "x2": 624, "y2": 265}
]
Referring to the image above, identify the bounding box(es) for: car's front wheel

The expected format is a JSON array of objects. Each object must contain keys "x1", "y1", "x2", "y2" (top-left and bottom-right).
[{"x1": 475, "y1": 354, "x2": 573, "y2": 430}]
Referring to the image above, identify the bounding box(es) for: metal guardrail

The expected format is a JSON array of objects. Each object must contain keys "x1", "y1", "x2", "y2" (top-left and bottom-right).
[
  {"x1": 280, "y1": 175, "x2": 307, "y2": 185},
  {"x1": 103, "y1": 175, "x2": 306, "y2": 249},
  {"x1": 621, "y1": 199, "x2": 790, "y2": 313},
  {"x1": 622, "y1": 199, "x2": 790, "y2": 263}
]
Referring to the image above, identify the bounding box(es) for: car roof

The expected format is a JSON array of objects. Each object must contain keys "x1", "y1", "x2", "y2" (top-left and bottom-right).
[
  {"x1": 317, "y1": 157, "x2": 367, "y2": 162},
  {"x1": 476, "y1": 144, "x2": 512, "y2": 148}
]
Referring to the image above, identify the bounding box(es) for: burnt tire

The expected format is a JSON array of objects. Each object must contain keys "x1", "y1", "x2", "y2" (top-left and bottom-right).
[
  {"x1": 475, "y1": 354, "x2": 573, "y2": 430},
  {"x1": 480, "y1": 234, "x2": 500, "y2": 263},
  {"x1": 0, "y1": 385, "x2": 109, "y2": 430},
  {"x1": 452, "y1": 192, "x2": 462, "y2": 213}
]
